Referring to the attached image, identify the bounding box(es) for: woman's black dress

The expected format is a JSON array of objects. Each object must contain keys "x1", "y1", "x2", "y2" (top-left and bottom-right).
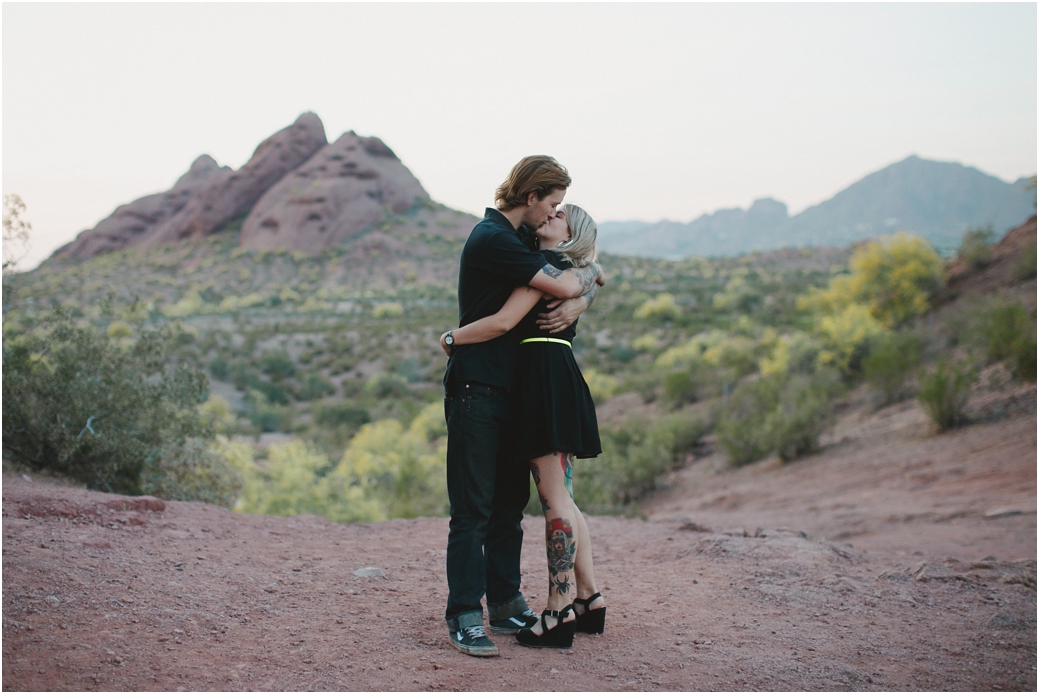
[{"x1": 510, "y1": 250, "x2": 602, "y2": 460}]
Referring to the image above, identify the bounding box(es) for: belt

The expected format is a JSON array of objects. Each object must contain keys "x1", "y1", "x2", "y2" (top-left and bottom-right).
[{"x1": 520, "y1": 338, "x2": 572, "y2": 348}]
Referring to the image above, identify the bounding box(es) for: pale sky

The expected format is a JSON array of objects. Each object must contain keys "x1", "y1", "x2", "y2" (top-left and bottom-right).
[{"x1": 3, "y1": 2, "x2": 1036, "y2": 269}]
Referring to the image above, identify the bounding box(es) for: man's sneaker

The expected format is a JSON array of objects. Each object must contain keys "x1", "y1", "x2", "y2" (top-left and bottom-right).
[
  {"x1": 448, "y1": 625, "x2": 499, "y2": 657},
  {"x1": 489, "y1": 609, "x2": 539, "y2": 635}
]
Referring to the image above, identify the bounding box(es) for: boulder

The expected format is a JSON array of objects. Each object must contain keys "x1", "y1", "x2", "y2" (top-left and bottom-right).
[
  {"x1": 239, "y1": 131, "x2": 429, "y2": 253},
  {"x1": 146, "y1": 112, "x2": 327, "y2": 247},
  {"x1": 56, "y1": 155, "x2": 229, "y2": 259}
]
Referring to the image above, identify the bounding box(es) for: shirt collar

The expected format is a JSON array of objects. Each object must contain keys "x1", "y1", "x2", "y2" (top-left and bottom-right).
[{"x1": 484, "y1": 207, "x2": 538, "y2": 251}]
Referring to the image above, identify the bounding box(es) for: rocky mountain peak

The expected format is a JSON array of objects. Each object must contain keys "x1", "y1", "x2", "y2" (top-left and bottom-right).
[{"x1": 54, "y1": 112, "x2": 436, "y2": 260}]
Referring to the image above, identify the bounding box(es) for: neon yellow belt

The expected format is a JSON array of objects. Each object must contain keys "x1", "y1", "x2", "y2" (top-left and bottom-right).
[{"x1": 520, "y1": 337, "x2": 572, "y2": 347}]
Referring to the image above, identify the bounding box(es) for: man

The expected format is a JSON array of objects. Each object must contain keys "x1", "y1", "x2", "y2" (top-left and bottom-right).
[{"x1": 441, "y1": 155, "x2": 603, "y2": 657}]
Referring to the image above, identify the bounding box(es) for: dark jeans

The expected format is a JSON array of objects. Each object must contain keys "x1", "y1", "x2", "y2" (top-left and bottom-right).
[{"x1": 444, "y1": 382, "x2": 530, "y2": 628}]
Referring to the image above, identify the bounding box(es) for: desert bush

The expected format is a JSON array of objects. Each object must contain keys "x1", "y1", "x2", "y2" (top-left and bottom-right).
[
  {"x1": 231, "y1": 439, "x2": 339, "y2": 518},
  {"x1": 662, "y1": 365, "x2": 702, "y2": 408},
  {"x1": 314, "y1": 401, "x2": 371, "y2": 431},
  {"x1": 634, "y1": 293, "x2": 681, "y2": 321},
  {"x1": 583, "y1": 368, "x2": 619, "y2": 403},
  {"x1": 800, "y1": 232, "x2": 944, "y2": 326},
  {"x1": 141, "y1": 437, "x2": 242, "y2": 507},
  {"x1": 246, "y1": 390, "x2": 292, "y2": 432},
  {"x1": 1011, "y1": 241, "x2": 1037, "y2": 282},
  {"x1": 297, "y1": 372, "x2": 336, "y2": 400},
  {"x1": 862, "y1": 330, "x2": 924, "y2": 404},
  {"x1": 957, "y1": 227, "x2": 994, "y2": 270},
  {"x1": 372, "y1": 302, "x2": 405, "y2": 318},
  {"x1": 326, "y1": 405, "x2": 448, "y2": 521},
  {"x1": 815, "y1": 303, "x2": 888, "y2": 374},
  {"x1": 260, "y1": 349, "x2": 295, "y2": 380},
  {"x1": 758, "y1": 331, "x2": 822, "y2": 377},
  {"x1": 715, "y1": 376, "x2": 782, "y2": 466},
  {"x1": 2, "y1": 309, "x2": 212, "y2": 494},
  {"x1": 716, "y1": 370, "x2": 840, "y2": 466},
  {"x1": 573, "y1": 413, "x2": 709, "y2": 511},
  {"x1": 768, "y1": 370, "x2": 841, "y2": 462},
  {"x1": 982, "y1": 302, "x2": 1037, "y2": 380},
  {"x1": 209, "y1": 356, "x2": 230, "y2": 380},
  {"x1": 365, "y1": 371, "x2": 411, "y2": 398},
  {"x1": 917, "y1": 358, "x2": 976, "y2": 431}
]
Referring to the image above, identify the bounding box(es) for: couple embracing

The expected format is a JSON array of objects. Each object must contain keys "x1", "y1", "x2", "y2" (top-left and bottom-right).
[{"x1": 438, "y1": 156, "x2": 607, "y2": 656}]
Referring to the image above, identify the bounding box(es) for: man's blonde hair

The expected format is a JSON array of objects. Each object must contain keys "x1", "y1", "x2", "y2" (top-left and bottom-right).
[
  {"x1": 495, "y1": 156, "x2": 572, "y2": 211},
  {"x1": 556, "y1": 204, "x2": 598, "y2": 268}
]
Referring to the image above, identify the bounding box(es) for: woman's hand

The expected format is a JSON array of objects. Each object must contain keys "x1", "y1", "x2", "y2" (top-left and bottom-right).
[{"x1": 439, "y1": 332, "x2": 455, "y2": 357}]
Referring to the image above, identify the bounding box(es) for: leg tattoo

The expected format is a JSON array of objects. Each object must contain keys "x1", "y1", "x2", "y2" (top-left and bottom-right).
[
  {"x1": 546, "y1": 518, "x2": 576, "y2": 579},
  {"x1": 559, "y1": 453, "x2": 574, "y2": 499},
  {"x1": 530, "y1": 462, "x2": 541, "y2": 487},
  {"x1": 553, "y1": 573, "x2": 571, "y2": 595},
  {"x1": 540, "y1": 495, "x2": 551, "y2": 512}
]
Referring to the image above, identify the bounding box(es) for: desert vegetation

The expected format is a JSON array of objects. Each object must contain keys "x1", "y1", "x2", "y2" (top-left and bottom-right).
[{"x1": 4, "y1": 202, "x2": 1036, "y2": 521}]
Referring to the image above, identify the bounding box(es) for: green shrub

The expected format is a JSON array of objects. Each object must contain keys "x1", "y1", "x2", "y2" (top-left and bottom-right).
[
  {"x1": 573, "y1": 413, "x2": 709, "y2": 511},
  {"x1": 716, "y1": 370, "x2": 839, "y2": 466},
  {"x1": 209, "y1": 356, "x2": 230, "y2": 380},
  {"x1": 313, "y1": 401, "x2": 370, "y2": 430},
  {"x1": 863, "y1": 331, "x2": 924, "y2": 404},
  {"x1": 365, "y1": 371, "x2": 411, "y2": 398},
  {"x1": 2, "y1": 309, "x2": 213, "y2": 494},
  {"x1": 1011, "y1": 241, "x2": 1037, "y2": 282},
  {"x1": 715, "y1": 376, "x2": 783, "y2": 466},
  {"x1": 983, "y1": 302, "x2": 1037, "y2": 380},
  {"x1": 141, "y1": 437, "x2": 242, "y2": 507},
  {"x1": 297, "y1": 372, "x2": 335, "y2": 400},
  {"x1": 957, "y1": 227, "x2": 994, "y2": 270},
  {"x1": 662, "y1": 366, "x2": 701, "y2": 408},
  {"x1": 918, "y1": 358, "x2": 976, "y2": 431},
  {"x1": 246, "y1": 390, "x2": 292, "y2": 432},
  {"x1": 260, "y1": 349, "x2": 295, "y2": 380},
  {"x1": 769, "y1": 371, "x2": 840, "y2": 462}
]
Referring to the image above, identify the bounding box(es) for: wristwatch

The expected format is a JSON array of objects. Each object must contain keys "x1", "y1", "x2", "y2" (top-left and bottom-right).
[{"x1": 444, "y1": 331, "x2": 455, "y2": 346}]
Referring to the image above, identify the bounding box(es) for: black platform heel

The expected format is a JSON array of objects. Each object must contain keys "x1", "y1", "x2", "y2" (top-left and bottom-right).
[
  {"x1": 516, "y1": 605, "x2": 576, "y2": 649},
  {"x1": 573, "y1": 593, "x2": 606, "y2": 634}
]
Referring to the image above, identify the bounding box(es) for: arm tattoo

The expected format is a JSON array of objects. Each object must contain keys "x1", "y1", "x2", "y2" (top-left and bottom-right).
[
  {"x1": 540, "y1": 263, "x2": 563, "y2": 279},
  {"x1": 572, "y1": 264, "x2": 601, "y2": 294},
  {"x1": 581, "y1": 283, "x2": 599, "y2": 309}
]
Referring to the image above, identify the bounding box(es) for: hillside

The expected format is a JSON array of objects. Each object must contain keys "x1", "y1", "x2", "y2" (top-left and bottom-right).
[{"x1": 599, "y1": 156, "x2": 1035, "y2": 259}]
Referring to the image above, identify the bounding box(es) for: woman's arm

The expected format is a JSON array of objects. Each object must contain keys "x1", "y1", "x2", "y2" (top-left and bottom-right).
[{"x1": 440, "y1": 286, "x2": 543, "y2": 355}]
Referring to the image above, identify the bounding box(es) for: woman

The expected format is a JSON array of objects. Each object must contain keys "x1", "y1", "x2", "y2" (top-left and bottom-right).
[{"x1": 439, "y1": 204, "x2": 606, "y2": 649}]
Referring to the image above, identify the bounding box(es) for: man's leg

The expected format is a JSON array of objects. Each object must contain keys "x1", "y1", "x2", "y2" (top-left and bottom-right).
[
  {"x1": 444, "y1": 383, "x2": 510, "y2": 655},
  {"x1": 485, "y1": 431, "x2": 534, "y2": 631}
]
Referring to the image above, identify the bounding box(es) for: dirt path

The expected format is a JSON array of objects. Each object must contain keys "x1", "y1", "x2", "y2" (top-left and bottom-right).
[{"x1": 3, "y1": 399, "x2": 1036, "y2": 691}]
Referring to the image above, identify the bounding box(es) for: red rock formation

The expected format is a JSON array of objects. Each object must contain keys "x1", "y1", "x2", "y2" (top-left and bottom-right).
[
  {"x1": 145, "y1": 112, "x2": 327, "y2": 247},
  {"x1": 239, "y1": 131, "x2": 429, "y2": 253},
  {"x1": 55, "y1": 155, "x2": 229, "y2": 259}
]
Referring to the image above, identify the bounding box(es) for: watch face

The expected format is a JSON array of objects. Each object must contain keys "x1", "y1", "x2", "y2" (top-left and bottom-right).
[{"x1": 445, "y1": 334, "x2": 454, "y2": 345}]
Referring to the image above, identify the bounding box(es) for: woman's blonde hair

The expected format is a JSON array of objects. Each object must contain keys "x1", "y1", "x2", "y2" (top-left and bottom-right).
[{"x1": 556, "y1": 203, "x2": 598, "y2": 268}]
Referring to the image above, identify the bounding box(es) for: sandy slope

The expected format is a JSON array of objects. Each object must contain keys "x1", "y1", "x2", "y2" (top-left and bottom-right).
[{"x1": 3, "y1": 390, "x2": 1036, "y2": 692}]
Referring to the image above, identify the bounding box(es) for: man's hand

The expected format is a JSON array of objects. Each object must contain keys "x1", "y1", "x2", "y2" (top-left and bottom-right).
[
  {"x1": 439, "y1": 332, "x2": 455, "y2": 357},
  {"x1": 537, "y1": 295, "x2": 588, "y2": 334}
]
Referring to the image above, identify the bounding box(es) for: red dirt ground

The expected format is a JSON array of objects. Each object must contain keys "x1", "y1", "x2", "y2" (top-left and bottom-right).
[{"x1": 3, "y1": 380, "x2": 1035, "y2": 691}]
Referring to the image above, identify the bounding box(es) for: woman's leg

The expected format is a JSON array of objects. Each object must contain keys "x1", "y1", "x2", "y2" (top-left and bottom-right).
[
  {"x1": 528, "y1": 452, "x2": 579, "y2": 635},
  {"x1": 572, "y1": 503, "x2": 605, "y2": 614}
]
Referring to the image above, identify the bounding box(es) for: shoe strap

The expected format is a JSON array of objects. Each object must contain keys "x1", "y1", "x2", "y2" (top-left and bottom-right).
[{"x1": 574, "y1": 592, "x2": 602, "y2": 607}]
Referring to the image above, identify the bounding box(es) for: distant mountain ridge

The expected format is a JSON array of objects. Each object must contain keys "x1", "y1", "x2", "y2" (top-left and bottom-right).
[{"x1": 599, "y1": 156, "x2": 1035, "y2": 259}]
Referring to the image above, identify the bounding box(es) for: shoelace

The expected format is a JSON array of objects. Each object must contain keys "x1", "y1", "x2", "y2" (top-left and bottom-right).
[
  {"x1": 463, "y1": 625, "x2": 488, "y2": 640},
  {"x1": 521, "y1": 609, "x2": 538, "y2": 619}
]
